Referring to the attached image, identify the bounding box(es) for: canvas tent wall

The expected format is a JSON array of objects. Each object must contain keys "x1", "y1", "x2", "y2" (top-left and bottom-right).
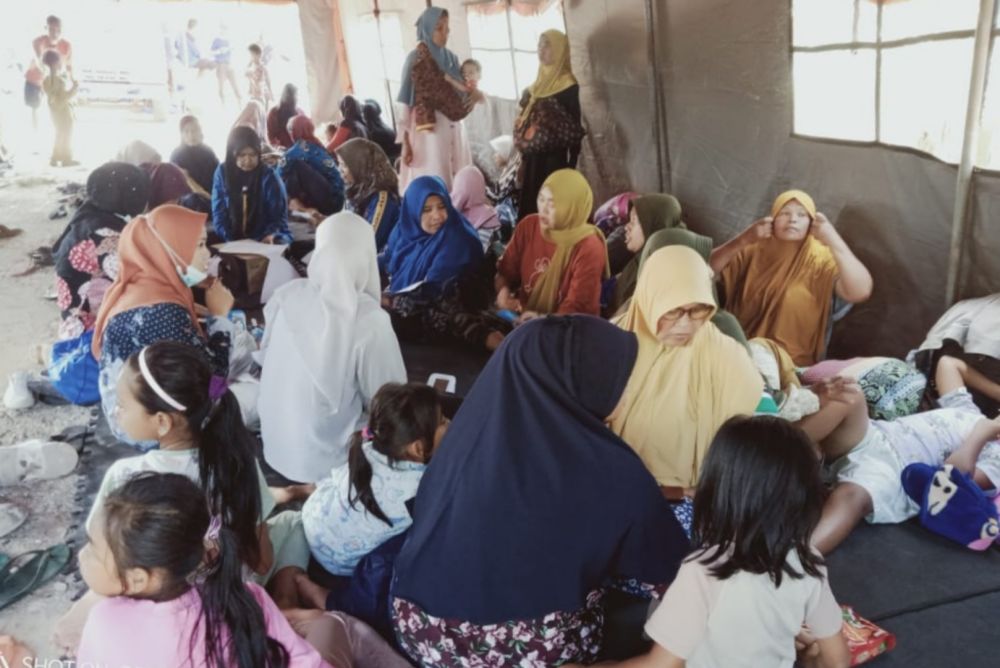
[{"x1": 298, "y1": 0, "x2": 1000, "y2": 359}]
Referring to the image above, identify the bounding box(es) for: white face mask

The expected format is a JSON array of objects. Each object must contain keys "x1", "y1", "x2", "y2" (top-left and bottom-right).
[{"x1": 145, "y1": 218, "x2": 206, "y2": 288}]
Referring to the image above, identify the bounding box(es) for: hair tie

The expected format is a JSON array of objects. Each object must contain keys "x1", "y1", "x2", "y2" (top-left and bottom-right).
[
  {"x1": 362, "y1": 425, "x2": 374, "y2": 441},
  {"x1": 208, "y1": 375, "x2": 229, "y2": 401},
  {"x1": 138, "y1": 347, "x2": 187, "y2": 412}
]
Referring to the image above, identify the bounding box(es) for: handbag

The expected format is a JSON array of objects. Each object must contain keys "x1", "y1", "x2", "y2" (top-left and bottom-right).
[
  {"x1": 217, "y1": 253, "x2": 269, "y2": 310},
  {"x1": 48, "y1": 330, "x2": 100, "y2": 405}
]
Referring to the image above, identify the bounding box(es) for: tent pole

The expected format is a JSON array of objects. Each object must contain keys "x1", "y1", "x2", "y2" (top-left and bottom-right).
[
  {"x1": 644, "y1": 0, "x2": 666, "y2": 193},
  {"x1": 947, "y1": 0, "x2": 996, "y2": 305}
]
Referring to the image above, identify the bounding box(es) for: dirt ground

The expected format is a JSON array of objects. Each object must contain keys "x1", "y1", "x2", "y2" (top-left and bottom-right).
[{"x1": 0, "y1": 137, "x2": 121, "y2": 661}]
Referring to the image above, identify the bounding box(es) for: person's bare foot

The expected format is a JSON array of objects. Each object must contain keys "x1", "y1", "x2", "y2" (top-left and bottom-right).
[{"x1": 294, "y1": 570, "x2": 331, "y2": 610}]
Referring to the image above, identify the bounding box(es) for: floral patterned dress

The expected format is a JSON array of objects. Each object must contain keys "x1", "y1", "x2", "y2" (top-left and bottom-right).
[{"x1": 392, "y1": 580, "x2": 663, "y2": 667}]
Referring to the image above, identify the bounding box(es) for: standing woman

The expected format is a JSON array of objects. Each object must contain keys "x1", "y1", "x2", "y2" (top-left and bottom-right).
[
  {"x1": 396, "y1": 7, "x2": 474, "y2": 191},
  {"x1": 266, "y1": 83, "x2": 302, "y2": 149},
  {"x1": 335, "y1": 137, "x2": 400, "y2": 251},
  {"x1": 391, "y1": 316, "x2": 689, "y2": 666},
  {"x1": 514, "y1": 30, "x2": 584, "y2": 218},
  {"x1": 212, "y1": 126, "x2": 291, "y2": 244}
]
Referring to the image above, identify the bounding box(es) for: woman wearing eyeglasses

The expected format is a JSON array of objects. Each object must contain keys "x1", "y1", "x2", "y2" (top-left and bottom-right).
[{"x1": 611, "y1": 245, "x2": 764, "y2": 497}]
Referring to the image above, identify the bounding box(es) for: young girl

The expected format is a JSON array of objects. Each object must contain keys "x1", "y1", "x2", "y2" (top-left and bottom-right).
[
  {"x1": 77, "y1": 472, "x2": 335, "y2": 667},
  {"x1": 576, "y1": 416, "x2": 850, "y2": 668},
  {"x1": 301, "y1": 383, "x2": 447, "y2": 578},
  {"x1": 87, "y1": 340, "x2": 276, "y2": 573},
  {"x1": 41, "y1": 49, "x2": 78, "y2": 167}
]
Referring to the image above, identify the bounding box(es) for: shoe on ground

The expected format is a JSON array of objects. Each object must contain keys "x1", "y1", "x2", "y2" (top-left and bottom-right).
[{"x1": 3, "y1": 371, "x2": 34, "y2": 410}]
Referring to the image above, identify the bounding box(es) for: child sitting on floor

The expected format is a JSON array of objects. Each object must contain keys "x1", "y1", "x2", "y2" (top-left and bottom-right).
[
  {"x1": 570, "y1": 416, "x2": 850, "y2": 668},
  {"x1": 76, "y1": 472, "x2": 337, "y2": 667},
  {"x1": 812, "y1": 357, "x2": 1000, "y2": 554}
]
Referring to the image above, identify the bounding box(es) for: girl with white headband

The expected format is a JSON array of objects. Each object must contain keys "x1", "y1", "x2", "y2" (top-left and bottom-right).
[{"x1": 57, "y1": 340, "x2": 311, "y2": 653}]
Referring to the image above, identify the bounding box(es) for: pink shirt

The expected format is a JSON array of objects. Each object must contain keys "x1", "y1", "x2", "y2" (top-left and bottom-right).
[{"x1": 76, "y1": 582, "x2": 336, "y2": 668}]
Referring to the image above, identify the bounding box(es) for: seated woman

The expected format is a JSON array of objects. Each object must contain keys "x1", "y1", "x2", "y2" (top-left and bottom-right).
[
  {"x1": 611, "y1": 245, "x2": 764, "y2": 494},
  {"x1": 379, "y1": 176, "x2": 484, "y2": 342},
  {"x1": 362, "y1": 99, "x2": 401, "y2": 164},
  {"x1": 335, "y1": 137, "x2": 400, "y2": 251},
  {"x1": 391, "y1": 316, "x2": 689, "y2": 666},
  {"x1": 266, "y1": 83, "x2": 303, "y2": 149},
  {"x1": 608, "y1": 193, "x2": 684, "y2": 313},
  {"x1": 233, "y1": 99, "x2": 270, "y2": 150},
  {"x1": 91, "y1": 205, "x2": 237, "y2": 445},
  {"x1": 711, "y1": 190, "x2": 873, "y2": 366},
  {"x1": 115, "y1": 140, "x2": 160, "y2": 167},
  {"x1": 53, "y1": 162, "x2": 150, "y2": 340},
  {"x1": 170, "y1": 114, "x2": 218, "y2": 193},
  {"x1": 141, "y1": 162, "x2": 193, "y2": 209},
  {"x1": 212, "y1": 126, "x2": 292, "y2": 244},
  {"x1": 495, "y1": 168, "x2": 607, "y2": 319},
  {"x1": 326, "y1": 95, "x2": 369, "y2": 153},
  {"x1": 450, "y1": 165, "x2": 500, "y2": 250},
  {"x1": 278, "y1": 115, "x2": 345, "y2": 217},
  {"x1": 912, "y1": 292, "x2": 1000, "y2": 415},
  {"x1": 633, "y1": 227, "x2": 749, "y2": 348},
  {"x1": 258, "y1": 211, "x2": 406, "y2": 483}
]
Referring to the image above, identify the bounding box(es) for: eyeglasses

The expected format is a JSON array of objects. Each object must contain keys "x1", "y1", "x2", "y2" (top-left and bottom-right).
[{"x1": 660, "y1": 304, "x2": 714, "y2": 323}]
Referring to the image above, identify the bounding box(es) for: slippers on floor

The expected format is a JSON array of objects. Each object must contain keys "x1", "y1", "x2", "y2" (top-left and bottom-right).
[
  {"x1": 0, "y1": 500, "x2": 27, "y2": 539},
  {"x1": 0, "y1": 225, "x2": 21, "y2": 240},
  {"x1": 0, "y1": 440, "x2": 79, "y2": 486},
  {"x1": 0, "y1": 544, "x2": 72, "y2": 611}
]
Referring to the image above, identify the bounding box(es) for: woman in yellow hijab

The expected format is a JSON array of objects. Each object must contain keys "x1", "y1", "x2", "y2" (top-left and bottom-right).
[
  {"x1": 612, "y1": 245, "x2": 764, "y2": 489},
  {"x1": 710, "y1": 190, "x2": 873, "y2": 366},
  {"x1": 493, "y1": 169, "x2": 608, "y2": 337},
  {"x1": 514, "y1": 30, "x2": 584, "y2": 217}
]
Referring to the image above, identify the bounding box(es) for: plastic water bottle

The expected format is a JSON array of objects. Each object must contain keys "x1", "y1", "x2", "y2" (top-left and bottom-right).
[{"x1": 249, "y1": 318, "x2": 265, "y2": 345}]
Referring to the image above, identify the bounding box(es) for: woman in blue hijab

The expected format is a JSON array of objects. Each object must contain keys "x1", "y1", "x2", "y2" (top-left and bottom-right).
[
  {"x1": 395, "y1": 7, "x2": 475, "y2": 192},
  {"x1": 390, "y1": 315, "x2": 689, "y2": 666}
]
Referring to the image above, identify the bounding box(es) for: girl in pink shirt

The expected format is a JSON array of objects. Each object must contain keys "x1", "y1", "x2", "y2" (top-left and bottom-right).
[{"x1": 76, "y1": 472, "x2": 336, "y2": 668}]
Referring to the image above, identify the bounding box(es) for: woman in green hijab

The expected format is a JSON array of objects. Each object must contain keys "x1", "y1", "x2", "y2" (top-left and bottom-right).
[{"x1": 609, "y1": 194, "x2": 684, "y2": 313}]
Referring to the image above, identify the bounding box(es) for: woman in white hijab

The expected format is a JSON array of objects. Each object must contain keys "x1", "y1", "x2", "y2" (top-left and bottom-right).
[{"x1": 257, "y1": 211, "x2": 407, "y2": 483}]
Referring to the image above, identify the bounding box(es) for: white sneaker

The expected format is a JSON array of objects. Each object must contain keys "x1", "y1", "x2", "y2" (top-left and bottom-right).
[{"x1": 3, "y1": 371, "x2": 34, "y2": 410}]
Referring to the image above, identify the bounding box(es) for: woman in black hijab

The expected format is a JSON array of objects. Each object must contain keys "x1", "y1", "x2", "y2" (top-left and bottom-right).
[
  {"x1": 362, "y1": 99, "x2": 401, "y2": 164},
  {"x1": 53, "y1": 162, "x2": 150, "y2": 337},
  {"x1": 265, "y1": 83, "x2": 302, "y2": 149},
  {"x1": 210, "y1": 126, "x2": 291, "y2": 243}
]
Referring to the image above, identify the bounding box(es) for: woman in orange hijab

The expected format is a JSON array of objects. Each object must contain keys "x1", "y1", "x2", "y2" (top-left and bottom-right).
[
  {"x1": 710, "y1": 190, "x2": 872, "y2": 366},
  {"x1": 92, "y1": 204, "x2": 236, "y2": 445}
]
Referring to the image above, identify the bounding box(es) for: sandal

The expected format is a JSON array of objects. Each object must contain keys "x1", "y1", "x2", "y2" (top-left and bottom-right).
[
  {"x1": 0, "y1": 225, "x2": 21, "y2": 240},
  {"x1": 0, "y1": 543, "x2": 72, "y2": 611},
  {"x1": 0, "y1": 440, "x2": 79, "y2": 486}
]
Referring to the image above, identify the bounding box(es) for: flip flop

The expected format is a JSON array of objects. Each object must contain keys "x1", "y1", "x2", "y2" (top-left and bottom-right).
[
  {"x1": 0, "y1": 225, "x2": 21, "y2": 240},
  {"x1": 0, "y1": 500, "x2": 27, "y2": 539},
  {"x1": 0, "y1": 440, "x2": 79, "y2": 486},
  {"x1": 0, "y1": 543, "x2": 72, "y2": 611}
]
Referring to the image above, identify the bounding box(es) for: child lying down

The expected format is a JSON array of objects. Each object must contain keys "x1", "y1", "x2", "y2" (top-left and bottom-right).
[{"x1": 812, "y1": 357, "x2": 1000, "y2": 554}]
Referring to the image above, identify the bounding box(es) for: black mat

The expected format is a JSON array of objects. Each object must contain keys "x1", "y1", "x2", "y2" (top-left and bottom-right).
[
  {"x1": 825, "y1": 520, "x2": 1000, "y2": 666},
  {"x1": 400, "y1": 341, "x2": 491, "y2": 417}
]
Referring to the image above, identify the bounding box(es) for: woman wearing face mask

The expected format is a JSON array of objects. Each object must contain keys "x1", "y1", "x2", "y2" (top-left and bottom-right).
[
  {"x1": 514, "y1": 30, "x2": 584, "y2": 218},
  {"x1": 611, "y1": 246, "x2": 764, "y2": 496},
  {"x1": 711, "y1": 190, "x2": 873, "y2": 366},
  {"x1": 395, "y1": 7, "x2": 475, "y2": 191},
  {"x1": 379, "y1": 176, "x2": 483, "y2": 342},
  {"x1": 92, "y1": 205, "x2": 237, "y2": 447},
  {"x1": 53, "y1": 162, "x2": 150, "y2": 341},
  {"x1": 212, "y1": 125, "x2": 291, "y2": 244}
]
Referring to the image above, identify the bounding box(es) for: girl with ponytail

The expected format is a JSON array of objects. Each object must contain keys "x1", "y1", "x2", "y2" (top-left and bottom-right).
[
  {"x1": 76, "y1": 472, "x2": 337, "y2": 667},
  {"x1": 86, "y1": 339, "x2": 276, "y2": 574},
  {"x1": 301, "y1": 382, "x2": 447, "y2": 577}
]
